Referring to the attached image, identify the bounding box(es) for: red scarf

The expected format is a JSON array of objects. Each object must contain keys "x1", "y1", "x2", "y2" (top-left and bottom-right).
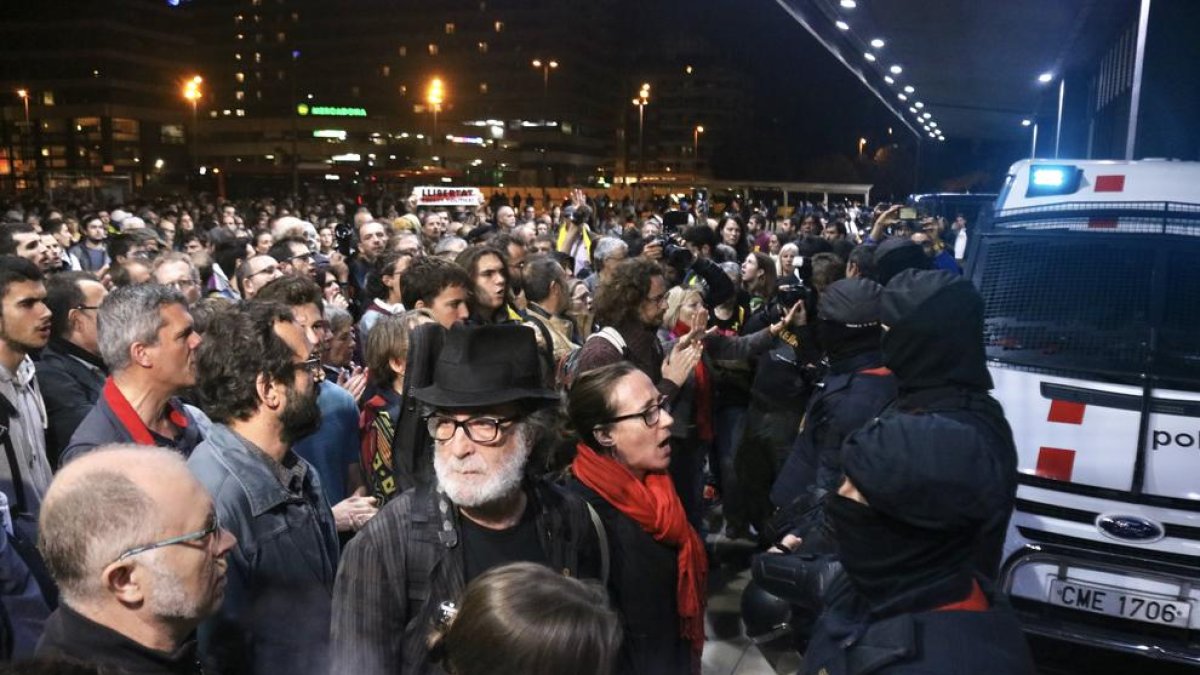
[
  {"x1": 573, "y1": 442, "x2": 707, "y2": 673},
  {"x1": 671, "y1": 320, "x2": 713, "y2": 442}
]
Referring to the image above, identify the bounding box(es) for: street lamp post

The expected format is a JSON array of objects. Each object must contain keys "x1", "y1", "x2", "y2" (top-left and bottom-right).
[
  {"x1": 632, "y1": 83, "x2": 649, "y2": 184},
  {"x1": 183, "y1": 76, "x2": 202, "y2": 183},
  {"x1": 15, "y1": 89, "x2": 30, "y2": 189},
  {"x1": 427, "y1": 77, "x2": 445, "y2": 151},
  {"x1": 693, "y1": 125, "x2": 704, "y2": 176},
  {"x1": 530, "y1": 59, "x2": 558, "y2": 124}
]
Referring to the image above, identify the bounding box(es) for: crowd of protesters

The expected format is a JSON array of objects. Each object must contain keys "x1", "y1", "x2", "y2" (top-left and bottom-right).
[{"x1": 0, "y1": 185, "x2": 1033, "y2": 675}]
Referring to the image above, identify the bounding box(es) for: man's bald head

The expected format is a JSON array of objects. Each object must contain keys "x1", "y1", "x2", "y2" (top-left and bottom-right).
[{"x1": 39, "y1": 445, "x2": 198, "y2": 605}]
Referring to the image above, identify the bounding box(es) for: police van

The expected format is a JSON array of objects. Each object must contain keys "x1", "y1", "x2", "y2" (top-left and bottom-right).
[{"x1": 966, "y1": 159, "x2": 1200, "y2": 665}]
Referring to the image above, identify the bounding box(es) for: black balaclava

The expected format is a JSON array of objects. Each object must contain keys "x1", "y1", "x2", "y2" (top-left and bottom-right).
[
  {"x1": 881, "y1": 269, "x2": 992, "y2": 393},
  {"x1": 816, "y1": 277, "x2": 884, "y2": 363},
  {"x1": 831, "y1": 413, "x2": 1010, "y2": 615},
  {"x1": 874, "y1": 238, "x2": 932, "y2": 286}
]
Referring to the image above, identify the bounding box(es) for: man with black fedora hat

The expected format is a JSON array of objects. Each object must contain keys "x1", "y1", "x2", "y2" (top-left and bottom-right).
[{"x1": 330, "y1": 324, "x2": 603, "y2": 675}]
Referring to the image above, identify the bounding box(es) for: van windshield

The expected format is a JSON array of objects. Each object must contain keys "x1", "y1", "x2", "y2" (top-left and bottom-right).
[{"x1": 978, "y1": 236, "x2": 1200, "y2": 388}]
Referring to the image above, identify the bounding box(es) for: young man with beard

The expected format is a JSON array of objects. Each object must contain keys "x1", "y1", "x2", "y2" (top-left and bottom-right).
[
  {"x1": 187, "y1": 301, "x2": 340, "y2": 675},
  {"x1": 330, "y1": 325, "x2": 603, "y2": 675},
  {"x1": 0, "y1": 257, "x2": 54, "y2": 514},
  {"x1": 68, "y1": 215, "x2": 110, "y2": 274},
  {"x1": 36, "y1": 444, "x2": 236, "y2": 674}
]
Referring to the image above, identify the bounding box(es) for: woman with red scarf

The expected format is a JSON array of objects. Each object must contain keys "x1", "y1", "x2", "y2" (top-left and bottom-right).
[
  {"x1": 568, "y1": 362, "x2": 706, "y2": 675},
  {"x1": 657, "y1": 286, "x2": 798, "y2": 534}
]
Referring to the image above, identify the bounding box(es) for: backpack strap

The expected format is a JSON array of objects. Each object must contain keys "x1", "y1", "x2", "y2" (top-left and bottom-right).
[
  {"x1": 584, "y1": 502, "x2": 609, "y2": 586},
  {"x1": 0, "y1": 396, "x2": 26, "y2": 516},
  {"x1": 593, "y1": 327, "x2": 628, "y2": 355}
]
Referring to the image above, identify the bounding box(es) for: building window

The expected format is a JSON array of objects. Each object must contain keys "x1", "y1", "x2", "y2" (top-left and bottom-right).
[
  {"x1": 277, "y1": 70, "x2": 286, "y2": 80},
  {"x1": 276, "y1": 32, "x2": 286, "y2": 43},
  {"x1": 254, "y1": 52, "x2": 261, "y2": 63},
  {"x1": 351, "y1": 86, "x2": 361, "y2": 97},
  {"x1": 235, "y1": 72, "x2": 245, "y2": 83},
  {"x1": 478, "y1": 41, "x2": 488, "y2": 53},
  {"x1": 256, "y1": 90, "x2": 263, "y2": 101},
  {"x1": 235, "y1": 14, "x2": 243, "y2": 23},
  {"x1": 399, "y1": 85, "x2": 408, "y2": 96},
  {"x1": 41, "y1": 91, "x2": 54, "y2": 106},
  {"x1": 445, "y1": 22, "x2": 455, "y2": 34},
  {"x1": 479, "y1": 82, "x2": 488, "y2": 94},
  {"x1": 398, "y1": 45, "x2": 407, "y2": 57},
  {"x1": 428, "y1": 43, "x2": 439, "y2": 56},
  {"x1": 291, "y1": 12, "x2": 299, "y2": 21},
  {"x1": 494, "y1": 20, "x2": 504, "y2": 32},
  {"x1": 381, "y1": 65, "x2": 391, "y2": 77},
  {"x1": 236, "y1": 33, "x2": 244, "y2": 40},
  {"x1": 235, "y1": 53, "x2": 242, "y2": 60},
  {"x1": 235, "y1": 90, "x2": 245, "y2": 101}
]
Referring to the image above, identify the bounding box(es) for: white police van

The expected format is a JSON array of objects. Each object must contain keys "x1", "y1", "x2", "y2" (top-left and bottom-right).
[{"x1": 966, "y1": 159, "x2": 1200, "y2": 665}]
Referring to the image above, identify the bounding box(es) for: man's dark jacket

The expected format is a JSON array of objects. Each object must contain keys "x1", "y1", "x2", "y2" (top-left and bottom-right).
[
  {"x1": 37, "y1": 602, "x2": 201, "y2": 674},
  {"x1": 802, "y1": 576, "x2": 1034, "y2": 675},
  {"x1": 771, "y1": 351, "x2": 897, "y2": 515},
  {"x1": 36, "y1": 338, "x2": 106, "y2": 468},
  {"x1": 329, "y1": 480, "x2": 603, "y2": 675},
  {"x1": 61, "y1": 378, "x2": 208, "y2": 464}
]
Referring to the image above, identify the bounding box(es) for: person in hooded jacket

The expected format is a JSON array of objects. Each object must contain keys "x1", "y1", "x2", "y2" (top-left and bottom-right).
[
  {"x1": 800, "y1": 415, "x2": 1034, "y2": 675},
  {"x1": 800, "y1": 270, "x2": 1026, "y2": 674},
  {"x1": 768, "y1": 278, "x2": 897, "y2": 545},
  {"x1": 876, "y1": 268, "x2": 1018, "y2": 577}
]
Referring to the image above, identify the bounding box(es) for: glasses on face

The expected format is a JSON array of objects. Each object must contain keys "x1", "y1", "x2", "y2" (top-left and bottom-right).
[
  {"x1": 599, "y1": 395, "x2": 669, "y2": 429},
  {"x1": 249, "y1": 265, "x2": 279, "y2": 279},
  {"x1": 426, "y1": 414, "x2": 521, "y2": 443},
  {"x1": 114, "y1": 512, "x2": 221, "y2": 563},
  {"x1": 74, "y1": 305, "x2": 101, "y2": 312},
  {"x1": 297, "y1": 354, "x2": 326, "y2": 382},
  {"x1": 288, "y1": 252, "x2": 314, "y2": 264},
  {"x1": 646, "y1": 292, "x2": 667, "y2": 306}
]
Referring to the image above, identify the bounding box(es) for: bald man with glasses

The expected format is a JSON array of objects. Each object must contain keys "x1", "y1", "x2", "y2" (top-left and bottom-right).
[{"x1": 36, "y1": 444, "x2": 236, "y2": 674}]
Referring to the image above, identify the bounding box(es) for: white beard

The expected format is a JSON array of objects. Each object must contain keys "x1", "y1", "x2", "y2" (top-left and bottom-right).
[{"x1": 434, "y1": 426, "x2": 530, "y2": 508}]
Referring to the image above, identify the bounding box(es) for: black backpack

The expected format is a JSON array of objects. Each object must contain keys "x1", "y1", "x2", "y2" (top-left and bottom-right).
[{"x1": 392, "y1": 323, "x2": 446, "y2": 491}]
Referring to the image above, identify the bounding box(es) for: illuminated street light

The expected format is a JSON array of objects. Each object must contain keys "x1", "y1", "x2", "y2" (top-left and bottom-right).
[
  {"x1": 1021, "y1": 119, "x2": 1033, "y2": 127},
  {"x1": 840, "y1": 0, "x2": 856, "y2": 8},
  {"x1": 693, "y1": 124, "x2": 704, "y2": 172},
  {"x1": 427, "y1": 77, "x2": 445, "y2": 146},
  {"x1": 1038, "y1": 72, "x2": 1054, "y2": 83},
  {"x1": 633, "y1": 84, "x2": 650, "y2": 183},
  {"x1": 183, "y1": 76, "x2": 203, "y2": 175},
  {"x1": 870, "y1": 38, "x2": 885, "y2": 49},
  {"x1": 531, "y1": 58, "x2": 559, "y2": 124},
  {"x1": 858, "y1": 137, "x2": 867, "y2": 156}
]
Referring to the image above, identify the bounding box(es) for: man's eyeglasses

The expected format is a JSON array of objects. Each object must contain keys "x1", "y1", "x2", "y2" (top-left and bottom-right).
[
  {"x1": 646, "y1": 292, "x2": 668, "y2": 305},
  {"x1": 248, "y1": 265, "x2": 279, "y2": 279},
  {"x1": 287, "y1": 252, "x2": 314, "y2": 264},
  {"x1": 298, "y1": 355, "x2": 326, "y2": 382},
  {"x1": 114, "y1": 513, "x2": 221, "y2": 563},
  {"x1": 598, "y1": 395, "x2": 669, "y2": 429},
  {"x1": 74, "y1": 305, "x2": 101, "y2": 312},
  {"x1": 426, "y1": 415, "x2": 521, "y2": 443}
]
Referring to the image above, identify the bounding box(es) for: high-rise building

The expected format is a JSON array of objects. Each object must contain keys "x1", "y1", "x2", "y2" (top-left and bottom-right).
[
  {"x1": 188, "y1": 0, "x2": 628, "y2": 195},
  {"x1": 0, "y1": 0, "x2": 194, "y2": 198}
]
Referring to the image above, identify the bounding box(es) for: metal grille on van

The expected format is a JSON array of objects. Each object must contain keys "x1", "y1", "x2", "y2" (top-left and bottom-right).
[
  {"x1": 976, "y1": 238, "x2": 1200, "y2": 388},
  {"x1": 992, "y1": 201, "x2": 1200, "y2": 235}
]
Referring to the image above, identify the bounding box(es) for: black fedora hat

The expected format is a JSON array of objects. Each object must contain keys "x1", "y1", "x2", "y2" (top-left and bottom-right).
[{"x1": 412, "y1": 324, "x2": 558, "y2": 409}]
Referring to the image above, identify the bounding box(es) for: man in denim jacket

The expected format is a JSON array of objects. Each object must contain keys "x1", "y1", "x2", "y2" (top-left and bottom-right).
[{"x1": 188, "y1": 301, "x2": 338, "y2": 675}]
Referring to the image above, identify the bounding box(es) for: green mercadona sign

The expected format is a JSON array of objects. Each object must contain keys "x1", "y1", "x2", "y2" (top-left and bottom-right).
[{"x1": 297, "y1": 104, "x2": 367, "y2": 117}]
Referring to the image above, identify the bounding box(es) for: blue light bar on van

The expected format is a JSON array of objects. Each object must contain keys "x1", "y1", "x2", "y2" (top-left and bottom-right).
[{"x1": 1026, "y1": 164, "x2": 1083, "y2": 198}]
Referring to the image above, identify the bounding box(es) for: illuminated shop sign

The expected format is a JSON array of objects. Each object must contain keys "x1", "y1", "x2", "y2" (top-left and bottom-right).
[{"x1": 297, "y1": 104, "x2": 367, "y2": 117}]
